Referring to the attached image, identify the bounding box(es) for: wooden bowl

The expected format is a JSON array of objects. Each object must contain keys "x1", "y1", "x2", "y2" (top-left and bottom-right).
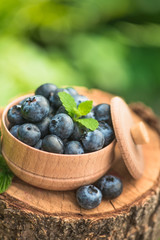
[{"x1": 1, "y1": 94, "x2": 116, "y2": 191}]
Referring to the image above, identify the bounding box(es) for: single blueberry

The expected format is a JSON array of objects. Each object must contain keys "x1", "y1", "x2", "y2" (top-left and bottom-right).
[
  {"x1": 81, "y1": 130, "x2": 105, "y2": 152},
  {"x1": 34, "y1": 139, "x2": 42, "y2": 150},
  {"x1": 42, "y1": 135, "x2": 64, "y2": 153},
  {"x1": 49, "y1": 105, "x2": 57, "y2": 116},
  {"x1": 21, "y1": 95, "x2": 50, "y2": 123},
  {"x1": 56, "y1": 106, "x2": 67, "y2": 115},
  {"x1": 65, "y1": 141, "x2": 84, "y2": 154},
  {"x1": 70, "y1": 122, "x2": 87, "y2": 141},
  {"x1": 73, "y1": 95, "x2": 88, "y2": 106},
  {"x1": 95, "y1": 175, "x2": 123, "y2": 200},
  {"x1": 93, "y1": 103, "x2": 112, "y2": 124},
  {"x1": 35, "y1": 83, "x2": 57, "y2": 99},
  {"x1": 18, "y1": 123, "x2": 41, "y2": 146},
  {"x1": 35, "y1": 117, "x2": 50, "y2": 138},
  {"x1": 10, "y1": 125, "x2": 20, "y2": 138},
  {"x1": 76, "y1": 185, "x2": 102, "y2": 209},
  {"x1": 49, "y1": 88, "x2": 68, "y2": 108},
  {"x1": 98, "y1": 122, "x2": 115, "y2": 146},
  {"x1": 49, "y1": 113, "x2": 74, "y2": 139},
  {"x1": 7, "y1": 105, "x2": 25, "y2": 125},
  {"x1": 65, "y1": 87, "x2": 78, "y2": 97}
]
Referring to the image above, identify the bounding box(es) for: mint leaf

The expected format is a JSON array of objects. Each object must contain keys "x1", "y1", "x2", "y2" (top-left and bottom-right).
[
  {"x1": 58, "y1": 91, "x2": 98, "y2": 130},
  {"x1": 78, "y1": 101, "x2": 93, "y2": 116},
  {"x1": 0, "y1": 171, "x2": 13, "y2": 194},
  {"x1": 0, "y1": 155, "x2": 14, "y2": 193},
  {"x1": 0, "y1": 155, "x2": 8, "y2": 170},
  {"x1": 58, "y1": 92, "x2": 77, "y2": 117},
  {"x1": 76, "y1": 118, "x2": 99, "y2": 131}
]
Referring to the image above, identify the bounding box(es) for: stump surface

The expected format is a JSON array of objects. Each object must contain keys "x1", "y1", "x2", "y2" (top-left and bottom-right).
[{"x1": 0, "y1": 88, "x2": 160, "y2": 240}]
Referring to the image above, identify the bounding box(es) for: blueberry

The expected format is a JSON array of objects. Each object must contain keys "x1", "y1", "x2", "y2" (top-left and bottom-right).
[
  {"x1": 95, "y1": 175, "x2": 123, "y2": 200},
  {"x1": 49, "y1": 88, "x2": 68, "y2": 108},
  {"x1": 34, "y1": 139, "x2": 42, "y2": 150},
  {"x1": 7, "y1": 105, "x2": 25, "y2": 125},
  {"x1": 10, "y1": 125, "x2": 20, "y2": 138},
  {"x1": 42, "y1": 135, "x2": 64, "y2": 153},
  {"x1": 65, "y1": 141, "x2": 84, "y2": 154},
  {"x1": 49, "y1": 105, "x2": 57, "y2": 116},
  {"x1": 56, "y1": 106, "x2": 67, "y2": 115},
  {"x1": 65, "y1": 87, "x2": 78, "y2": 97},
  {"x1": 73, "y1": 95, "x2": 88, "y2": 106},
  {"x1": 49, "y1": 113, "x2": 74, "y2": 139},
  {"x1": 35, "y1": 117, "x2": 50, "y2": 138},
  {"x1": 81, "y1": 130, "x2": 105, "y2": 152},
  {"x1": 18, "y1": 123, "x2": 41, "y2": 146},
  {"x1": 76, "y1": 185, "x2": 102, "y2": 209},
  {"x1": 98, "y1": 122, "x2": 115, "y2": 146},
  {"x1": 21, "y1": 95, "x2": 50, "y2": 123},
  {"x1": 70, "y1": 122, "x2": 87, "y2": 141},
  {"x1": 93, "y1": 104, "x2": 112, "y2": 124},
  {"x1": 35, "y1": 83, "x2": 57, "y2": 99}
]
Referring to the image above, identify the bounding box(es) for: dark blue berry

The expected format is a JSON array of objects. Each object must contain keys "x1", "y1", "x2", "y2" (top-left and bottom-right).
[
  {"x1": 56, "y1": 106, "x2": 67, "y2": 115},
  {"x1": 76, "y1": 185, "x2": 102, "y2": 209},
  {"x1": 49, "y1": 105, "x2": 57, "y2": 116},
  {"x1": 65, "y1": 87, "x2": 78, "y2": 97},
  {"x1": 42, "y1": 135, "x2": 64, "y2": 153},
  {"x1": 65, "y1": 141, "x2": 84, "y2": 154},
  {"x1": 81, "y1": 130, "x2": 105, "y2": 152},
  {"x1": 93, "y1": 104, "x2": 112, "y2": 124},
  {"x1": 10, "y1": 125, "x2": 20, "y2": 138},
  {"x1": 35, "y1": 117, "x2": 50, "y2": 138},
  {"x1": 49, "y1": 113, "x2": 74, "y2": 139},
  {"x1": 49, "y1": 88, "x2": 68, "y2": 108},
  {"x1": 7, "y1": 105, "x2": 25, "y2": 125},
  {"x1": 21, "y1": 95, "x2": 50, "y2": 123},
  {"x1": 70, "y1": 122, "x2": 86, "y2": 141},
  {"x1": 34, "y1": 139, "x2": 42, "y2": 150},
  {"x1": 35, "y1": 83, "x2": 57, "y2": 99},
  {"x1": 18, "y1": 123, "x2": 41, "y2": 146},
  {"x1": 98, "y1": 122, "x2": 115, "y2": 146},
  {"x1": 73, "y1": 95, "x2": 88, "y2": 106},
  {"x1": 95, "y1": 175, "x2": 123, "y2": 200}
]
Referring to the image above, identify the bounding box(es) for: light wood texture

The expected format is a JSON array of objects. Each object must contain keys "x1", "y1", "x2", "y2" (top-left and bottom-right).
[
  {"x1": 111, "y1": 96, "x2": 145, "y2": 179},
  {"x1": 131, "y1": 121, "x2": 150, "y2": 145},
  {"x1": 0, "y1": 88, "x2": 160, "y2": 240},
  {"x1": 1, "y1": 93, "x2": 115, "y2": 191}
]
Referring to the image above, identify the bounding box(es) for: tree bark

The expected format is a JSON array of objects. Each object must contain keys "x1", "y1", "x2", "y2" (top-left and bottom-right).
[{"x1": 0, "y1": 88, "x2": 160, "y2": 240}]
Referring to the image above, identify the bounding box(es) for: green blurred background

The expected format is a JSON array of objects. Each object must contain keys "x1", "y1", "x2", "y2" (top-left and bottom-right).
[{"x1": 0, "y1": 0, "x2": 160, "y2": 115}]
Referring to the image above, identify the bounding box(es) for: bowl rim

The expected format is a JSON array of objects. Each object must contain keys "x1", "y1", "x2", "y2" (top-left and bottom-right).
[{"x1": 2, "y1": 93, "x2": 115, "y2": 158}]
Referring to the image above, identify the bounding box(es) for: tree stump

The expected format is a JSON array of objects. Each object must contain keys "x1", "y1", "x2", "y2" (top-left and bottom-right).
[{"x1": 0, "y1": 88, "x2": 160, "y2": 240}]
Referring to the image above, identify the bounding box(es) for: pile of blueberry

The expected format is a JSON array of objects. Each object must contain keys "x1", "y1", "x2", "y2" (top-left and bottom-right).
[
  {"x1": 76, "y1": 175, "x2": 123, "y2": 209},
  {"x1": 7, "y1": 83, "x2": 115, "y2": 154}
]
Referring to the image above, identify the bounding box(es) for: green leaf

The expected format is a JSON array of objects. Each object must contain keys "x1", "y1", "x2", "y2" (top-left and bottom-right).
[
  {"x1": 0, "y1": 171, "x2": 13, "y2": 194},
  {"x1": 76, "y1": 118, "x2": 99, "y2": 131},
  {"x1": 58, "y1": 92, "x2": 77, "y2": 117},
  {"x1": 78, "y1": 100, "x2": 93, "y2": 116},
  {"x1": 73, "y1": 107, "x2": 81, "y2": 119},
  {"x1": 0, "y1": 155, "x2": 14, "y2": 193},
  {"x1": 0, "y1": 155, "x2": 8, "y2": 171}
]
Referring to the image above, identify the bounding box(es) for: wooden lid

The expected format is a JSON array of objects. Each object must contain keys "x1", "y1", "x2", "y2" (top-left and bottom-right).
[{"x1": 111, "y1": 97, "x2": 150, "y2": 179}]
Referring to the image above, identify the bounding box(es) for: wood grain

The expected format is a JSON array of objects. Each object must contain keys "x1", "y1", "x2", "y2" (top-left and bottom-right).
[{"x1": 111, "y1": 96, "x2": 145, "y2": 179}]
